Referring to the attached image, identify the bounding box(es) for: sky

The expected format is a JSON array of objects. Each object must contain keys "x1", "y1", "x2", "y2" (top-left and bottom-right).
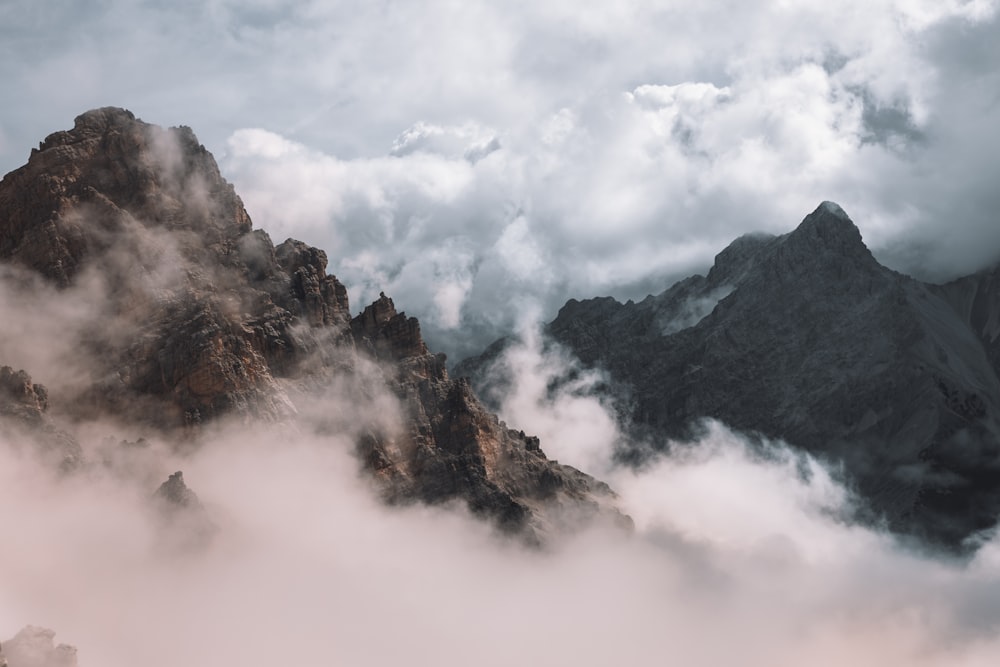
[{"x1": 2, "y1": 0, "x2": 1000, "y2": 357}]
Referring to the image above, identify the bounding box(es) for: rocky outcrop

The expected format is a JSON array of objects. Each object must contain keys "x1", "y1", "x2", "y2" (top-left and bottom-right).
[
  {"x1": 464, "y1": 202, "x2": 1000, "y2": 549},
  {"x1": 1, "y1": 627, "x2": 77, "y2": 667},
  {"x1": 0, "y1": 366, "x2": 81, "y2": 469},
  {"x1": 351, "y1": 293, "x2": 429, "y2": 360},
  {"x1": 0, "y1": 108, "x2": 625, "y2": 538},
  {"x1": 351, "y1": 296, "x2": 627, "y2": 538},
  {"x1": 0, "y1": 107, "x2": 304, "y2": 426},
  {"x1": 154, "y1": 470, "x2": 202, "y2": 508},
  {"x1": 152, "y1": 471, "x2": 217, "y2": 549},
  {"x1": 1, "y1": 107, "x2": 251, "y2": 286},
  {"x1": 0, "y1": 366, "x2": 48, "y2": 424}
]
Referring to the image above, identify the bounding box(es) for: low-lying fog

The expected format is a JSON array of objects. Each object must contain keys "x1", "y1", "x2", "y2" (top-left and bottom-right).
[{"x1": 4, "y1": 328, "x2": 1000, "y2": 666}]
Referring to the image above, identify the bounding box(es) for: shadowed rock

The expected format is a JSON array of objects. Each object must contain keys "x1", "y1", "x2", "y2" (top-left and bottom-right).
[{"x1": 464, "y1": 202, "x2": 1000, "y2": 551}]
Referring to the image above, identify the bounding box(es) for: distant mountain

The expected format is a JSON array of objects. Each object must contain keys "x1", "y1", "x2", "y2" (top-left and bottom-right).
[
  {"x1": 0, "y1": 108, "x2": 625, "y2": 541},
  {"x1": 460, "y1": 202, "x2": 1000, "y2": 550}
]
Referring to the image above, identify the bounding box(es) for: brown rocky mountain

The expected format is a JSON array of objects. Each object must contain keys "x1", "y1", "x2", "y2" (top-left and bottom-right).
[
  {"x1": 460, "y1": 202, "x2": 1000, "y2": 551},
  {"x1": 0, "y1": 107, "x2": 625, "y2": 540}
]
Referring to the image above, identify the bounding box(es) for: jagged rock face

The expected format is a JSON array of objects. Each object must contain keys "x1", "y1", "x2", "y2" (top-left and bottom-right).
[
  {"x1": 465, "y1": 202, "x2": 1000, "y2": 549},
  {"x1": 0, "y1": 108, "x2": 624, "y2": 537},
  {"x1": 0, "y1": 108, "x2": 362, "y2": 425},
  {"x1": 350, "y1": 295, "x2": 626, "y2": 538},
  {"x1": 0, "y1": 107, "x2": 250, "y2": 285}
]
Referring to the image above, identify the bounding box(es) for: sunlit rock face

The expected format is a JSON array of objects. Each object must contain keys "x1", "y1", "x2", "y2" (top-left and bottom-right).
[
  {"x1": 0, "y1": 108, "x2": 626, "y2": 539},
  {"x1": 0, "y1": 107, "x2": 304, "y2": 426},
  {"x1": 463, "y1": 202, "x2": 1000, "y2": 550}
]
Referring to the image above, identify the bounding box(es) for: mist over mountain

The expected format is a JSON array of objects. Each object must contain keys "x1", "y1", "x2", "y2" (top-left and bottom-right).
[
  {"x1": 5, "y1": 110, "x2": 1000, "y2": 666},
  {"x1": 460, "y1": 201, "x2": 1000, "y2": 551},
  {"x1": 0, "y1": 106, "x2": 624, "y2": 541}
]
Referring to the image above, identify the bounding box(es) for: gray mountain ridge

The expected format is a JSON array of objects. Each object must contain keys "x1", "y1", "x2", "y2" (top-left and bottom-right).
[{"x1": 458, "y1": 201, "x2": 1000, "y2": 551}]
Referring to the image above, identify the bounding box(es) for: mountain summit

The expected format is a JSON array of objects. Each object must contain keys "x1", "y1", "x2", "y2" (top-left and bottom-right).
[
  {"x1": 463, "y1": 202, "x2": 1000, "y2": 550},
  {"x1": 0, "y1": 108, "x2": 626, "y2": 539}
]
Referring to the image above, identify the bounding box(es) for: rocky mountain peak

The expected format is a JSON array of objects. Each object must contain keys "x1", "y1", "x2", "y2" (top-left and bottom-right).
[
  {"x1": 37, "y1": 107, "x2": 140, "y2": 151},
  {"x1": 2, "y1": 106, "x2": 251, "y2": 285},
  {"x1": 476, "y1": 200, "x2": 1000, "y2": 550},
  {"x1": 152, "y1": 470, "x2": 216, "y2": 549},
  {"x1": 351, "y1": 292, "x2": 430, "y2": 360},
  {"x1": 154, "y1": 471, "x2": 200, "y2": 509},
  {"x1": 782, "y1": 200, "x2": 873, "y2": 263},
  {"x1": 0, "y1": 109, "x2": 626, "y2": 542},
  {"x1": 704, "y1": 202, "x2": 875, "y2": 292}
]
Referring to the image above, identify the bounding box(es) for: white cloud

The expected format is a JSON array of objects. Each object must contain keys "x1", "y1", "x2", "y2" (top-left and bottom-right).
[
  {"x1": 0, "y1": 1, "x2": 997, "y2": 350},
  {"x1": 9, "y1": 329, "x2": 1000, "y2": 666},
  {"x1": 390, "y1": 121, "x2": 501, "y2": 163}
]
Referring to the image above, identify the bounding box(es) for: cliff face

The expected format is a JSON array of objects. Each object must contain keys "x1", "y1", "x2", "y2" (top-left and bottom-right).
[
  {"x1": 0, "y1": 107, "x2": 311, "y2": 426},
  {"x1": 463, "y1": 202, "x2": 1000, "y2": 549},
  {"x1": 352, "y1": 294, "x2": 622, "y2": 535},
  {"x1": 0, "y1": 108, "x2": 624, "y2": 538}
]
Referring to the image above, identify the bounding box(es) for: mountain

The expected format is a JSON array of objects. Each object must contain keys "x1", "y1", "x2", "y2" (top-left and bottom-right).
[
  {"x1": 460, "y1": 202, "x2": 1000, "y2": 550},
  {"x1": 0, "y1": 107, "x2": 625, "y2": 541}
]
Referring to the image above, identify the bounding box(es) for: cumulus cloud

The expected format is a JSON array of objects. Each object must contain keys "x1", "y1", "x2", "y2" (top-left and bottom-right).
[
  {"x1": 390, "y1": 121, "x2": 501, "y2": 164},
  {"x1": 168, "y1": 1, "x2": 985, "y2": 356},
  {"x1": 1, "y1": 2, "x2": 999, "y2": 361}
]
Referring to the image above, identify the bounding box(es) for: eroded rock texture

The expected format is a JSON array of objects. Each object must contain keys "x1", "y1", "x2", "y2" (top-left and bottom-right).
[
  {"x1": 351, "y1": 294, "x2": 625, "y2": 539},
  {"x1": 0, "y1": 108, "x2": 624, "y2": 537}
]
